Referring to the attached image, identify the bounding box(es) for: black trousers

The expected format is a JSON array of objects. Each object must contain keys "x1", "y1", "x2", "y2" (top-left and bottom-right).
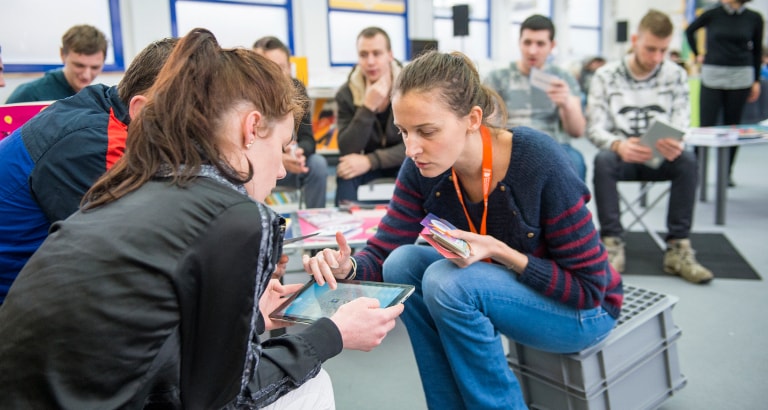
[
  {"x1": 593, "y1": 150, "x2": 698, "y2": 241},
  {"x1": 698, "y1": 84, "x2": 752, "y2": 178}
]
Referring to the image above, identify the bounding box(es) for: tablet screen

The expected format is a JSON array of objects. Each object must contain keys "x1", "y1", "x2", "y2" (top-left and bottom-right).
[{"x1": 269, "y1": 279, "x2": 414, "y2": 324}]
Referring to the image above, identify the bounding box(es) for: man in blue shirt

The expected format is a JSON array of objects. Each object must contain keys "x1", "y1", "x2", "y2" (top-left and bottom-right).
[
  {"x1": 6, "y1": 25, "x2": 107, "y2": 103},
  {"x1": 0, "y1": 38, "x2": 176, "y2": 303}
]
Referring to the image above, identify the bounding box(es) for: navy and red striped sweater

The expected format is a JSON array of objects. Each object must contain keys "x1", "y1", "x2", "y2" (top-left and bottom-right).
[{"x1": 353, "y1": 126, "x2": 624, "y2": 319}]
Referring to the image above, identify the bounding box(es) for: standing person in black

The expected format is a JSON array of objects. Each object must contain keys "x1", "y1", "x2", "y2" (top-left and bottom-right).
[{"x1": 685, "y1": 0, "x2": 764, "y2": 186}]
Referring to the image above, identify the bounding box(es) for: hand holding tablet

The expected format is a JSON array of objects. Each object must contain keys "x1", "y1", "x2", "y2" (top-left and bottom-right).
[
  {"x1": 269, "y1": 279, "x2": 414, "y2": 325},
  {"x1": 640, "y1": 119, "x2": 685, "y2": 169}
]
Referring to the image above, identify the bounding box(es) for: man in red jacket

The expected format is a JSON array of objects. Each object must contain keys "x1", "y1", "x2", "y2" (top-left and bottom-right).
[{"x1": 0, "y1": 38, "x2": 177, "y2": 303}]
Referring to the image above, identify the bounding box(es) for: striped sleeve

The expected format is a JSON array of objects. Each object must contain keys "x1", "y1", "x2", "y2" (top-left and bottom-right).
[
  {"x1": 353, "y1": 165, "x2": 425, "y2": 282},
  {"x1": 517, "y1": 165, "x2": 618, "y2": 315}
]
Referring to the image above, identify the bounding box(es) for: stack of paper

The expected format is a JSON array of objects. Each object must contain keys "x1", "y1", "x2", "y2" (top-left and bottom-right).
[
  {"x1": 297, "y1": 209, "x2": 363, "y2": 237},
  {"x1": 684, "y1": 127, "x2": 739, "y2": 143}
]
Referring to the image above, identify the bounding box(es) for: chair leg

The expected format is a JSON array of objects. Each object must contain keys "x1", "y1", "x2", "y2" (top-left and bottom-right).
[
  {"x1": 619, "y1": 184, "x2": 669, "y2": 251},
  {"x1": 639, "y1": 182, "x2": 648, "y2": 207}
]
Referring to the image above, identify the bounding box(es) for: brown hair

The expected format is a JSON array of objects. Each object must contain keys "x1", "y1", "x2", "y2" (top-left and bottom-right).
[
  {"x1": 392, "y1": 50, "x2": 507, "y2": 128},
  {"x1": 117, "y1": 38, "x2": 178, "y2": 105},
  {"x1": 252, "y1": 36, "x2": 291, "y2": 59},
  {"x1": 357, "y1": 26, "x2": 392, "y2": 51},
  {"x1": 83, "y1": 28, "x2": 305, "y2": 209},
  {"x1": 520, "y1": 14, "x2": 556, "y2": 41},
  {"x1": 637, "y1": 9, "x2": 673, "y2": 39},
  {"x1": 61, "y1": 24, "x2": 108, "y2": 58}
]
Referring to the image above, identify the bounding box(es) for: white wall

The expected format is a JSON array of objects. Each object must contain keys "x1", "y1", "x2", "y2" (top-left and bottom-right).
[
  {"x1": 604, "y1": 0, "x2": 768, "y2": 62},
  {"x1": 602, "y1": 0, "x2": 686, "y2": 61},
  {"x1": 2, "y1": 0, "x2": 766, "y2": 103}
]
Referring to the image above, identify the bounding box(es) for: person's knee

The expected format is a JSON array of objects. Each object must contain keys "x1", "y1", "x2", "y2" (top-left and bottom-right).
[
  {"x1": 671, "y1": 150, "x2": 698, "y2": 181},
  {"x1": 593, "y1": 150, "x2": 618, "y2": 179},
  {"x1": 310, "y1": 368, "x2": 333, "y2": 393},
  {"x1": 676, "y1": 150, "x2": 697, "y2": 168},
  {"x1": 335, "y1": 177, "x2": 359, "y2": 203},
  {"x1": 383, "y1": 245, "x2": 421, "y2": 284},
  {"x1": 561, "y1": 144, "x2": 587, "y2": 180},
  {"x1": 262, "y1": 368, "x2": 335, "y2": 410},
  {"x1": 593, "y1": 149, "x2": 616, "y2": 169},
  {"x1": 306, "y1": 154, "x2": 329, "y2": 178},
  {"x1": 422, "y1": 261, "x2": 463, "y2": 306}
]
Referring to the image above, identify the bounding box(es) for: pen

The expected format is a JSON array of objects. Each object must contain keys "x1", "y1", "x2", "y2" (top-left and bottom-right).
[{"x1": 283, "y1": 231, "x2": 320, "y2": 244}]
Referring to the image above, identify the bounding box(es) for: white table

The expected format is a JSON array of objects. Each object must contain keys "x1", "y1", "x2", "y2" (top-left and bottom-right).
[{"x1": 685, "y1": 134, "x2": 768, "y2": 225}]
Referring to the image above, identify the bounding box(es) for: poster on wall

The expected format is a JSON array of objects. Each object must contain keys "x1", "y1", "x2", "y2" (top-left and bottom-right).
[{"x1": 329, "y1": 0, "x2": 405, "y2": 13}]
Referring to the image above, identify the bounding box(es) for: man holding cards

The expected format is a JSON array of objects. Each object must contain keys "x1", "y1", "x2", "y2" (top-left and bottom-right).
[
  {"x1": 586, "y1": 10, "x2": 712, "y2": 284},
  {"x1": 485, "y1": 14, "x2": 587, "y2": 181}
]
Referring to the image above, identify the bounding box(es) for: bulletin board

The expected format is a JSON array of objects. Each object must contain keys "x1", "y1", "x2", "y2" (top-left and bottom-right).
[
  {"x1": 327, "y1": 10, "x2": 407, "y2": 66},
  {"x1": 0, "y1": 0, "x2": 123, "y2": 73},
  {"x1": 326, "y1": 0, "x2": 407, "y2": 67},
  {"x1": 171, "y1": 0, "x2": 293, "y2": 51}
]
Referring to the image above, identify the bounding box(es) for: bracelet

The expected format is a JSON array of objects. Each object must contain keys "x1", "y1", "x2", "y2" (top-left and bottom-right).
[{"x1": 345, "y1": 257, "x2": 357, "y2": 280}]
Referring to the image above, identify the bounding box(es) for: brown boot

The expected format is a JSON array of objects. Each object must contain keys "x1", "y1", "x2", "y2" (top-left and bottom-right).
[
  {"x1": 603, "y1": 236, "x2": 625, "y2": 273},
  {"x1": 663, "y1": 239, "x2": 714, "y2": 284}
]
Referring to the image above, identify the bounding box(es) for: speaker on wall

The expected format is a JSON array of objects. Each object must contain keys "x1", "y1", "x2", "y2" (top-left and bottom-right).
[
  {"x1": 452, "y1": 4, "x2": 469, "y2": 37},
  {"x1": 616, "y1": 21, "x2": 628, "y2": 43},
  {"x1": 410, "y1": 39, "x2": 439, "y2": 60}
]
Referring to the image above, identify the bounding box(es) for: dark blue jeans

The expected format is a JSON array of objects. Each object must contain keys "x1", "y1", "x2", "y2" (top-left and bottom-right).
[
  {"x1": 592, "y1": 149, "x2": 698, "y2": 240},
  {"x1": 561, "y1": 142, "x2": 587, "y2": 182},
  {"x1": 276, "y1": 154, "x2": 328, "y2": 209},
  {"x1": 698, "y1": 85, "x2": 752, "y2": 178},
  {"x1": 334, "y1": 167, "x2": 399, "y2": 206}
]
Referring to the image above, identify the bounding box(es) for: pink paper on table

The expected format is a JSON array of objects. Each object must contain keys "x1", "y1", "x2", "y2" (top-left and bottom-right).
[{"x1": 0, "y1": 102, "x2": 52, "y2": 141}]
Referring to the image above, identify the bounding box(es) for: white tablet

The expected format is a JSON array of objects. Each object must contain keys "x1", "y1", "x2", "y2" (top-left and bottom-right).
[
  {"x1": 269, "y1": 279, "x2": 415, "y2": 325},
  {"x1": 640, "y1": 119, "x2": 685, "y2": 169}
]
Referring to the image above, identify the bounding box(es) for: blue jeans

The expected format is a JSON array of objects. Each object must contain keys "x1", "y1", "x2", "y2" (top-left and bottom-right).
[
  {"x1": 383, "y1": 245, "x2": 616, "y2": 410},
  {"x1": 276, "y1": 154, "x2": 328, "y2": 209},
  {"x1": 334, "y1": 167, "x2": 399, "y2": 206},
  {"x1": 561, "y1": 143, "x2": 586, "y2": 182}
]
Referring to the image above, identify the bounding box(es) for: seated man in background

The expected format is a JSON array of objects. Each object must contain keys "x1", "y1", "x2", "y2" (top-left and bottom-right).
[
  {"x1": 0, "y1": 38, "x2": 177, "y2": 303},
  {"x1": 485, "y1": 14, "x2": 587, "y2": 181},
  {"x1": 334, "y1": 26, "x2": 405, "y2": 205},
  {"x1": 579, "y1": 55, "x2": 606, "y2": 106},
  {"x1": 253, "y1": 36, "x2": 328, "y2": 209},
  {"x1": 586, "y1": 9, "x2": 712, "y2": 284},
  {"x1": 6, "y1": 24, "x2": 108, "y2": 103}
]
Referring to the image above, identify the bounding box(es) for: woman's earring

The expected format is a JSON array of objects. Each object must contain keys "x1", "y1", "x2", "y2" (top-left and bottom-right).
[{"x1": 246, "y1": 139, "x2": 254, "y2": 149}]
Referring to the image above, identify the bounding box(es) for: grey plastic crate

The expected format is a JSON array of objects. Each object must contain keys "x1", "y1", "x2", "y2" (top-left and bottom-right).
[
  {"x1": 506, "y1": 285, "x2": 686, "y2": 409},
  {"x1": 511, "y1": 335, "x2": 686, "y2": 410}
]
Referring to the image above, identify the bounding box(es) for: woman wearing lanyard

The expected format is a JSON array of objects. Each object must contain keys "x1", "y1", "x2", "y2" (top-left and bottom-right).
[{"x1": 303, "y1": 50, "x2": 624, "y2": 410}]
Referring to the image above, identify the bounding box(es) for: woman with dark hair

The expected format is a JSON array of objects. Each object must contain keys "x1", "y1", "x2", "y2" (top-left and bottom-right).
[
  {"x1": 304, "y1": 50, "x2": 623, "y2": 409},
  {"x1": 686, "y1": 0, "x2": 764, "y2": 185},
  {"x1": 0, "y1": 29, "x2": 403, "y2": 409}
]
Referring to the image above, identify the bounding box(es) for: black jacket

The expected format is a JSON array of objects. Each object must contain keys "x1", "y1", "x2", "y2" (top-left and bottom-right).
[
  {"x1": 0, "y1": 176, "x2": 342, "y2": 409},
  {"x1": 334, "y1": 64, "x2": 406, "y2": 170}
]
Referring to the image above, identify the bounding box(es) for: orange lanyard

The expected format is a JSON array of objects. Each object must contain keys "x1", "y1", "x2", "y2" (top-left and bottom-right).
[{"x1": 451, "y1": 125, "x2": 492, "y2": 235}]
